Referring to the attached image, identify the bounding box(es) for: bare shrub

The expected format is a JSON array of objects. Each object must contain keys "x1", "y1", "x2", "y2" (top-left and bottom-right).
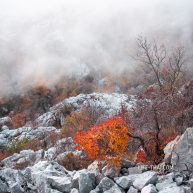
[{"x1": 57, "y1": 152, "x2": 91, "y2": 171}]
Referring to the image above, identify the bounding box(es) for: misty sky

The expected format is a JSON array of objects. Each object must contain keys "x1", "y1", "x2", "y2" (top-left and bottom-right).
[{"x1": 0, "y1": 0, "x2": 192, "y2": 97}]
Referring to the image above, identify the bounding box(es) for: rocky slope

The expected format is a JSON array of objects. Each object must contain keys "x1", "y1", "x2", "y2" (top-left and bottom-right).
[
  {"x1": 0, "y1": 93, "x2": 193, "y2": 193},
  {"x1": 34, "y1": 93, "x2": 136, "y2": 127},
  {"x1": 0, "y1": 156, "x2": 192, "y2": 193}
]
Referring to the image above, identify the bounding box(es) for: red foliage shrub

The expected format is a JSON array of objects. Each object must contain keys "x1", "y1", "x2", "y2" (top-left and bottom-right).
[
  {"x1": 74, "y1": 117, "x2": 129, "y2": 166},
  {"x1": 134, "y1": 148, "x2": 146, "y2": 164}
]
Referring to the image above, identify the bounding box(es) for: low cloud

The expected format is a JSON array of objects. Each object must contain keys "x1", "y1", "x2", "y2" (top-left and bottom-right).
[{"x1": 0, "y1": 0, "x2": 192, "y2": 97}]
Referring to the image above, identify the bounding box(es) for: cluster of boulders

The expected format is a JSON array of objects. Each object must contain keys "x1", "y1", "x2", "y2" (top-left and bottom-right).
[
  {"x1": 1, "y1": 126, "x2": 193, "y2": 192},
  {"x1": 0, "y1": 159, "x2": 192, "y2": 193}
]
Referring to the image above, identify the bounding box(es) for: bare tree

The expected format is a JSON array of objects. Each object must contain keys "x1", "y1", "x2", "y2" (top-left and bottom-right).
[
  {"x1": 136, "y1": 36, "x2": 186, "y2": 95},
  {"x1": 119, "y1": 84, "x2": 187, "y2": 164}
]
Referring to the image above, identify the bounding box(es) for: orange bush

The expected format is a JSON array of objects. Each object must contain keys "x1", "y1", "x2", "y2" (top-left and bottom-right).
[{"x1": 74, "y1": 117, "x2": 129, "y2": 166}]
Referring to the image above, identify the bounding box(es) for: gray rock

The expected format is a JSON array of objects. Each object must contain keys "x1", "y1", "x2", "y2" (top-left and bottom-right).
[
  {"x1": 1, "y1": 125, "x2": 9, "y2": 130},
  {"x1": 159, "y1": 186, "x2": 185, "y2": 193},
  {"x1": 127, "y1": 186, "x2": 138, "y2": 193},
  {"x1": 87, "y1": 161, "x2": 101, "y2": 172},
  {"x1": 0, "y1": 126, "x2": 61, "y2": 153},
  {"x1": 164, "y1": 136, "x2": 180, "y2": 163},
  {"x1": 171, "y1": 128, "x2": 193, "y2": 172},
  {"x1": 79, "y1": 172, "x2": 96, "y2": 193},
  {"x1": 98, "y1": 177, "x2": 115, "y2": 192},
  {"x1": 133, "y1": 171, "x2": 158, "y2": 190},
  {"x1": 0, "y1": 138, "x2": 8, "y2": 150},
  {"x1": 115, "y1": 175, "x2": 138, "y2": 189},
  {"x1": 157, "y1": 182, "x2": 178, "y2": 192},
  {"x1": 102, "y1": 165, "x2": 119, "y2": 178},
  {"x1": 47, "y1": 189, "x2": 62, "y2": 193},
  {"x1": 47, "y1": 176, "x2": 72, "y2": 193},
  {"x1": 34, "y1": 93, "x2": 136, "y2": 127},
  {"x1": 189, "y1": 178, "x2": 193, "y2": 190},
  {"x1": 156, "y1": 173, "x2": 174, "y2": 191},
  {"x1": 0, "y1": 178, "x2": 9, "y2": 193},
  {"x1": 10, "y1": 183, "x2": 25, "y2": 193},
  {"x1": 104, "y1": 185, "x2": 122, "y2": 193},
  {"x1": 29, "y1": 161, "x2": 69, "y2": 192},
  {"x1": 141, "y1": 184, "x2": 157, "y2": 193},
  {"x1": 175, "y1": 176, "x2": 183, "y2": 186},
  {"x1": 71, "y1": 171, "x2": 80, "y2": 189},
  {"x1": 182, "y1": 186, "x2": 191, "y2": 193},
  {"x1": 70, "y1": 188, "x2": 79, "y2": 193},
  {"x1": 128, "y1": 166, "x2": 145, "y2": 175},
  {"x1": 2, "y1": 149, "x2": 44, "y2": 168},
  {"x1": 0, "y1": 117, "x2": 11, "y2": 128}
]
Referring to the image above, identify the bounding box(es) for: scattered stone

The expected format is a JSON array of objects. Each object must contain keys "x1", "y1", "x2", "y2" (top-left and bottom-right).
[
  {"x1": 70, "y1": 188, "x2": 79, "y2": 193},
  {"x1": 159, "y1": 186, "x2": 185, "y2": 193},
  {"x1": 141, "y1": 184, "x2": 157, "y2": 193},
  {"x1": 1, "y1": 125, "x2": 9, "y2": 130},
  {"x1": 133, "y1": 171, "x2": 158, "y2": 190},
  {"x1": 115, "y1": 174, "x2": 138, "y2": 189},
  {"x1": 128, "y1": 166, "x2": 145, "y2": 175},
  {"x1": 10, "y1": 183, "x2": 25, "y2": 193},
  {"x1": 164, "y1": 136, "x2": 180, "y2": 163},
  {"x1": 171, "y1": 128, "x2": 193, "y2": 172},
  {"x1": 0, "y1": 117, "x2": 12, "y2": 128},
  {"x1": 47, "y1": 176, "x2": 72, "y2": 193},
  {"x1": 102, "y1": 165, "x2": 119, "y2": 178},
  {"x1": 98, "y1": 177, "x2": 115, "y2": 192},
  {"x1": 104, "y1": 185, "x2": 122, "y2": 193},
  {"x1": 0, "y1": 178, "x2": 9, "y2": 193},
  {"x1": 156, "y1": 173, "x2": 174, "y2": 191},
  {"x1": 87, "y1": 161, "x2": 101, "y2": 172},
  {"x1": 79, "y1": 172, "x2": 96, "y2": 193},
  {"x1": 175, "y1": 176, "x2": 183, "y2": 186},
  {"x1": 127, "y1": 186, "x2": 138, "y2": 193},
  {"x1": 182, "y1": 185, "x2": 191, "y2": 193}
]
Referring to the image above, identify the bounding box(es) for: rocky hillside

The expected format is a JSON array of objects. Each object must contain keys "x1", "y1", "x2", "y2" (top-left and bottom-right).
[
  {"x1": 0, "y1": 92, "x2": 193, "y2": 192},
  {"x1": 0, "y1": 127, "x2": 193, "y2": 193}
]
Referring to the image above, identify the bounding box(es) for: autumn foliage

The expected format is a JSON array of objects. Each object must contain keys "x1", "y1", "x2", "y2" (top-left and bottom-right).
[
  {"x1": 74, "y1": 117, "x2": 129, "y2": 166},
  {"x1": 11, "y1": 113, "x2": 27, "y2": 128},
  {"x1": 135, "y1": 133, "x2": 177, "y2": 164},
  {"x1": 134, "y1": 148, "x2": 147, "y2": 164}
]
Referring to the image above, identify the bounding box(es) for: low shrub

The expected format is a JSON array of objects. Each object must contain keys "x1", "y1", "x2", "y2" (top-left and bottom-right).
[
  {"x1": 57, "y1": 152, "x2": 92, "y2": 171},
  {"x1": 0, "y1": 138, "x2": 42, "y2": 161}
]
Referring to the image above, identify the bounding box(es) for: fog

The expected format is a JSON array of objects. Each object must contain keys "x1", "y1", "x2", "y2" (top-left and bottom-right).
[{"x1": 0, "y1": 0, "x2": 192, "y2": 97}]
